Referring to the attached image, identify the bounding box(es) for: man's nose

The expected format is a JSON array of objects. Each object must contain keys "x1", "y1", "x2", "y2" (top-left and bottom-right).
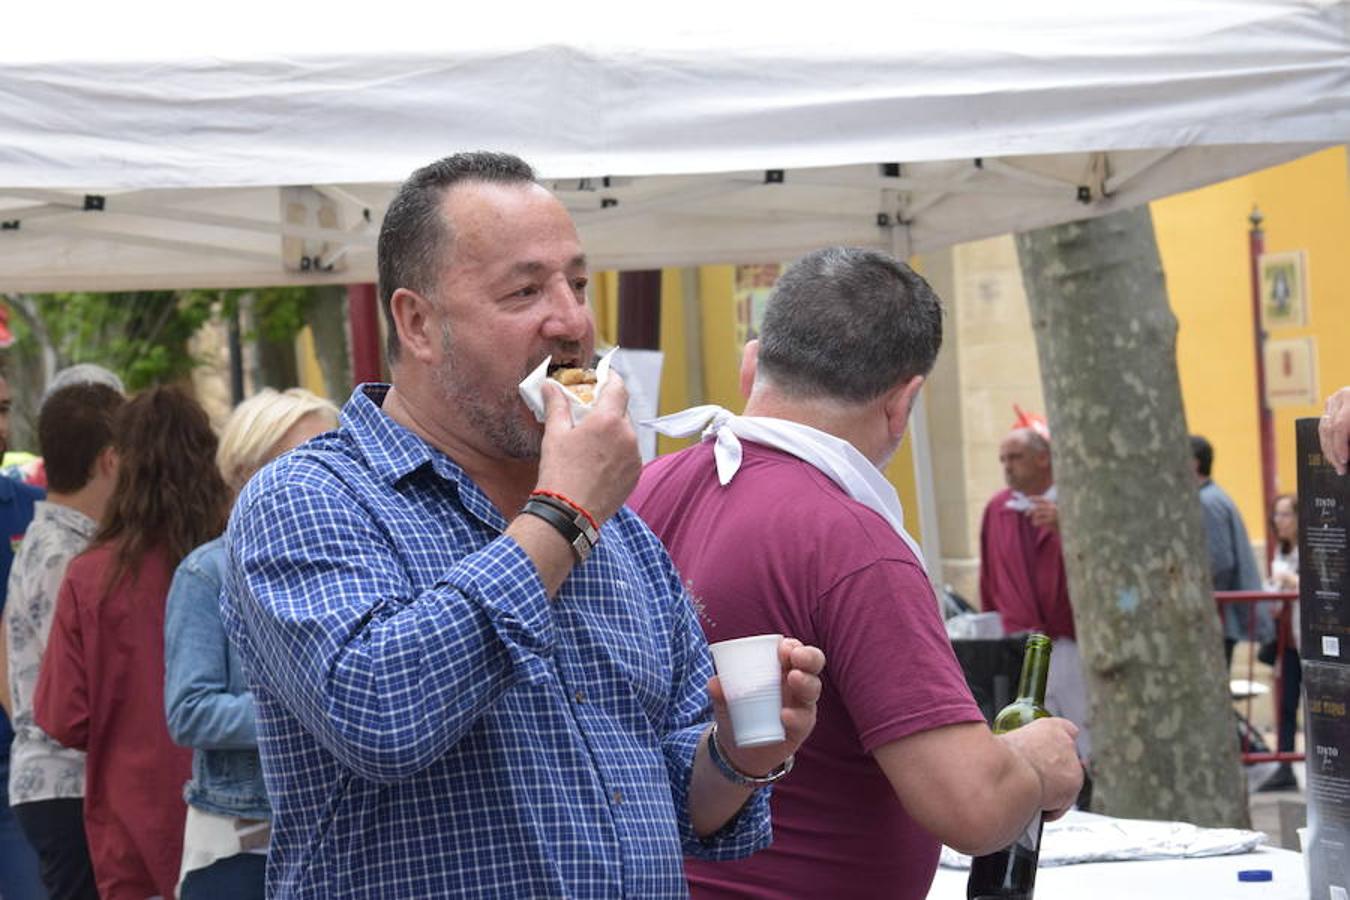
[{"x1": 541, "y1": 279, "x2": 591, "y2": 340}]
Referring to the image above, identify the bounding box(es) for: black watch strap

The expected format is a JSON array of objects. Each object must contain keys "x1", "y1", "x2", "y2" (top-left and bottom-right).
[
  {"x1": 527, "y1": 494, "x2": 600, "y2": 548},
  {"x1": 520, "y1": 498, "x2": 596, "y2": 564}
]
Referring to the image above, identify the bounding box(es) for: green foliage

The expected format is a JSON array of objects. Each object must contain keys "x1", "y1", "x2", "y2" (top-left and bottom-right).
[
  {"x1": 253, "y1": 288, "x2": 315, "y2": 344},
  {"x1": 181, "y1": 287, "x2": 316, "y2": 344},
  {"x1": 5, "y1": 287, "x2": 318, "y2": 390}
]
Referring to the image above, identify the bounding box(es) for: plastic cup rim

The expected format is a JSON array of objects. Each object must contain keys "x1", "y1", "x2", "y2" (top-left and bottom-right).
[{"x1": 709, "y1": 633, "x2": 783, "y2": 652}]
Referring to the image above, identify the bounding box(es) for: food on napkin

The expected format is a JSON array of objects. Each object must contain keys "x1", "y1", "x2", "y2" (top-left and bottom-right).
[
  {"x1": 518, "y1": 348, "x2": 617, "y2": 424},
  {"x1": 549, "y1": 365, "x2": 598, "y2": 404}
]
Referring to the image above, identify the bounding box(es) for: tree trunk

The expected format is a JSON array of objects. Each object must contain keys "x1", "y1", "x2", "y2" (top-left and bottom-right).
[
  {"x1": 306, "y1": 287, "x2": 352, "y2": 399},
  {"x1": 1015, "y1": 206, "x2": 1249, "y2": 827},
  {"x1": 2, "y1": 293, "x2": 63, "y2": 451}
]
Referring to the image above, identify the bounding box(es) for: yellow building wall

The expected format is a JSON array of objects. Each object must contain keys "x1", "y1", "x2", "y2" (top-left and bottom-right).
[
  {"x1": 591, "y1": 270, "x2": 621, "y2": 346},
  {"x1": 697, "y1": 265, "x2": 745, "y2": 412},
  {"x1": 1152, "y1": 146, "x2": 1350, "y2": 532},
  {"x1": 295, "y1": 326, "x2": 327, "y2": 397},
  {"x1": 657, "y1": 268, "x2": 692, "y2": 446},
  {"x1": 884, "y1": 433, "x2": 920, "y2": 538}
]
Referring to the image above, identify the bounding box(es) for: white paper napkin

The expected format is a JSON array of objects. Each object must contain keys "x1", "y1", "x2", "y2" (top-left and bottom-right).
[
  {"x1": 518, "y1": 347, "x2": 617, "y2": 425},
  {"x1": 940, "y1": 809, "x2": 1267, "y2": 869}
]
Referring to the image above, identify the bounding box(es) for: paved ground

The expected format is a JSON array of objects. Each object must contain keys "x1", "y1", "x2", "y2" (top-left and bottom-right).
[
  {"x1": 1230, "y1": 641, "x2": 1307, "y2": 850},
  {"x1": 1248, "y1": 766, "x2": 1306, "y2": 850}
]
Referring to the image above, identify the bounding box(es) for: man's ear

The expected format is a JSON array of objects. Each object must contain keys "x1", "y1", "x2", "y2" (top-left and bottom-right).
[
  {"x1": 388, "y1": 287, "x2": 440, "y2": 364},
  {"x1": 739, "y1": 340, "x2": 760, "y2": 399},
  {"x1": 884, "y1": 375, "x2": 926, "y2": 439},
  {"x1": 96, "y1": 445, "x2": 119, "y2": 480}
]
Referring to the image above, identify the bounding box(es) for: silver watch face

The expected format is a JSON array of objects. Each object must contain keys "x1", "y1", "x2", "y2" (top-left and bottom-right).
[{"x1": 572, "y1": 534, "x2": 592, "y2": 562}]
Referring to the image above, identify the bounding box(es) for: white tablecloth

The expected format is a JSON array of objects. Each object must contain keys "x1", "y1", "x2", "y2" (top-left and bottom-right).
[{"x1": 927, "y1": 845, "x2": 1306, "y2": 899}]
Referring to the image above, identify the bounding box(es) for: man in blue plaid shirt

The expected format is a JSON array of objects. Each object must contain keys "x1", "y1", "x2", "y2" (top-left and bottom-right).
[{"x1": 221, "y1": 151, "x2": 825, "y2": 898}]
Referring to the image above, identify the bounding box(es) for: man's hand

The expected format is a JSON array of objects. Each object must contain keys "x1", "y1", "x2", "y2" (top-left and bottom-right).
[
  {"x1": 873, "y1": 716, "x2": 1081, "y2": 855},
  {"x1": 688, "y1": 638, "x2": 824, "y2": 837},
  {"x1": 535, "y1": 374, "x2": 642, "y2": 523},
  {"x1": 999, "y1": 717, "x2": 1083, "y2": 821},
  {"x1": 1027, "y1": 497, "x2": 1059, "y2": 531},
  {"x1": 1320, "y1": 387, "x2": 1350, "y2": 476},
  {"x1": 708, "y1": 638, "x2": 825, "y2": 777}
]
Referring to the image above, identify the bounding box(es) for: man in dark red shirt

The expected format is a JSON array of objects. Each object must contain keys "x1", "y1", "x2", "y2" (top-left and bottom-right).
[
  {"x1": 633, "y1": 248, "x2": 1082, "y2": 900},
  {"x1": 979, "y1": 415, "x2": 1074, "y2": 641},
  {"x1": 979, "y1": 414, "x2": 1089, "y2": 759}
]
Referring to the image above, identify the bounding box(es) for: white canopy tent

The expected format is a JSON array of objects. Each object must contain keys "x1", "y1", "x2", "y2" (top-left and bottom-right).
[
  {"x1": 2, "y1": 0, "x2": 1347, "y2": 571},
  {"x1": 1, "y1": 0, "x2": 1346, "y2": 292}
]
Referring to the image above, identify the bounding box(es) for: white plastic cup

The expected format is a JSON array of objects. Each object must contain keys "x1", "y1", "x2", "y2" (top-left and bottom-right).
[{"x1": 709, "y1": 634, "x2": 785, "y2": 747}]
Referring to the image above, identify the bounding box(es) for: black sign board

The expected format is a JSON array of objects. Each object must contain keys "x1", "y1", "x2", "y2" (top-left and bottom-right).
[
  {"x1": 1304, "y1": 661, "x2": 1350, "y2": 900},
  {"x1": 1296, "y1": 417, "x2": 1349, "y2": 664}
]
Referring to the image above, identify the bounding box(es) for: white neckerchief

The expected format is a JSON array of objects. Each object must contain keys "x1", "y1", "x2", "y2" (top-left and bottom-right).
[
  {"x1": 643, "y1": 405, "x2": 926, "y2": 569},
  {"x1": 1005, "y1": 484, "x2": 1057, "y2": 512}
]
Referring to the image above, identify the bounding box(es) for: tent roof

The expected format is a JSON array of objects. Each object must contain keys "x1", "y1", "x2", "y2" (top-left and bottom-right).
[{"x1": 2, "y1": 0, "x2": 1347, "y2": 291}]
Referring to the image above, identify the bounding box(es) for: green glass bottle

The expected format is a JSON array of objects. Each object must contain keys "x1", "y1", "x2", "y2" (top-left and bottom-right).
[{"x1": 967, "y1": 633, "x2": 1053, "y2": 900}]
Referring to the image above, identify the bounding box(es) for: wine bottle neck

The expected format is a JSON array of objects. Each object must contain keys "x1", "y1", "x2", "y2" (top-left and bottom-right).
[{"x1": 1015, "y1": 634, "x2": 1052, "y2": 705}]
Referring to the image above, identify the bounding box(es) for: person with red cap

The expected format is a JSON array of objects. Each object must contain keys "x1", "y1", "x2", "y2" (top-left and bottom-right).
[{"x1": 979, "y1": 407, "x2": 1090, "y2": 763}]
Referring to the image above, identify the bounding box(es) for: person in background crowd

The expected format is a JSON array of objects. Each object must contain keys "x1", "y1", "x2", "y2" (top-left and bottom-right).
[
  {"x1": 222, "y1": 151, "x2": 824, "y2": 897},
  {"x1": 634, "y1": 248, "x2": 1081, "y2": 900},
  {"x1": 2, "y1": 381, "x2": 124, "y2": 900},
  {"x1": 0, "y1": 371, "x2": 49, "y2": 900},
  {"x1": 40, "y1": 365, "x2": 125, "y2": 406},
  {"x1": 1321, "y1": 386, "x2": 1350, "y2": 475},
  {"x1": 1257, "y1": 493, "x2": 1302, "y2": 793},
  {"x1": 35, "y1": 386, "x2": 232, "y2": 900},
  {"x1": 978, "y1": 409, "x2": 1090, "y2": 762},
  {"x1": 165, "y1": 388, "x2": 338, "y2": 899},
  {"x1": 1190, "y1": 435, "x2": 1268, "y2": 666},
  {"x1": 1, "y1": 365, "x2": 126, "y2": 492}
]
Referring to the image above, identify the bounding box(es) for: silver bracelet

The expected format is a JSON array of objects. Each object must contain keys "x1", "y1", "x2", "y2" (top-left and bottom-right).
[{"x1": 705, "y1": 723, "x2": 794, "y2": 788}]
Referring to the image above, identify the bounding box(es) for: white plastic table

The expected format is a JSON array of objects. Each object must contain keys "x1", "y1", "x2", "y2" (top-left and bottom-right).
[{"x1": 927, "y1": 846, "x2": 1306, "y2": 899}]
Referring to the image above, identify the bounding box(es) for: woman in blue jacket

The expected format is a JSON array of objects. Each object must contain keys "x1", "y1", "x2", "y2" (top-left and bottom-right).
[{"x1": 164, "y1": 388, "x2": 338, "y2": 900}]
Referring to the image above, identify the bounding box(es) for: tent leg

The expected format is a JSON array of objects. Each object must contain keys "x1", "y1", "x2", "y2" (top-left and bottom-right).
[
  {"x1": 348, "y1": 283, "x2": 382, "y2": 387},
  {"x1": 908, "y1": 389, "x2": 945, "y2": 597},
  {"x1": 618, "y1": 271, "x2": 661, "y2": 351},
  {"x1": 228, "y1": 303, "x2": 245, "y2": 405}
]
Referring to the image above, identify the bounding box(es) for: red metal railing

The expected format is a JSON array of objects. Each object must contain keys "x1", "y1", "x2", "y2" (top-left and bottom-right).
[{"x1": 1214, "y1": 590, "x2": 1303, "y2": 764}]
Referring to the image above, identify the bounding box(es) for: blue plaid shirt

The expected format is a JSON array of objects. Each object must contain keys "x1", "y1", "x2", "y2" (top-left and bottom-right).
[{"x1": 222, "y1": 385, "x2": 769, "y2": 899}]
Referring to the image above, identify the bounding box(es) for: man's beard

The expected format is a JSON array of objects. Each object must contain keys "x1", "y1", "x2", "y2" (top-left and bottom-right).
[{"x1": 432, "y1": 324, "x2": 541, "y2": 460}]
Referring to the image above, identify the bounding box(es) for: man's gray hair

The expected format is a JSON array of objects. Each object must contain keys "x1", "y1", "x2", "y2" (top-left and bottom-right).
[
  {"x1": 377, "y1": 151, "x2": 538, "y2": 360},
  {"x1": 756, "y1": 247, "x2": 944, "y2": 403},
  {"x1": 41, "y1": 363, "x2": 125, "y2": 408},
  {"x1": 1019, "y1": 428, "x2": 1051, "y2": 457}
]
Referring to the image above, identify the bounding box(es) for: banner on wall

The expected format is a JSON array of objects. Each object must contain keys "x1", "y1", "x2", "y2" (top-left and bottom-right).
[
  {"x1": 1259, "y1": 250, "x2": 1309, "y2": 328},
  {"x1": 1265, "y1": 336, "x2": 1319, "y2": 407}
]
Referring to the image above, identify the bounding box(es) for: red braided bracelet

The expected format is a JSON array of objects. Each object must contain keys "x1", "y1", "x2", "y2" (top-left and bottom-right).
[{"x1": 530, "y1": 490, "x2": 600, "y2": 534}]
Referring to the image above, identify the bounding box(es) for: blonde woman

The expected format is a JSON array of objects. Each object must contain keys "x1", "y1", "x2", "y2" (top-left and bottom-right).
[{"x1": 164, "y1": 388, "x2": 338, "y2": 899}]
